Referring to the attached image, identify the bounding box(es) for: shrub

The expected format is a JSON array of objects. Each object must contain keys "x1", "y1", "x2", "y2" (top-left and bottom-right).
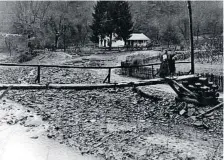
[
  {"x1": 18, "y1": 52, "x2": 33, "y2": 63},
  {"x1": 130, "y1": 57, "x2": 143, "y2": 66}
]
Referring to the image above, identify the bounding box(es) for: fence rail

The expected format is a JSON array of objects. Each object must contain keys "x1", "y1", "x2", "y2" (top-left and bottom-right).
[
  {"x1": 0, "y1": 61, "x2": 222, "y2": 92},
  {"x1": 0, "y1": 61, "x2": 190, "y2": 69},
  {"x1": 0, "y1": 61, "x2": 190, "y2": 84}
]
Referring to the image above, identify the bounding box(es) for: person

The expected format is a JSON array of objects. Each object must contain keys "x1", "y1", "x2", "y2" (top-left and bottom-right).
[
  {"x1": 159, "y1": 49, "x2": 169, "y2": 78},
  {"x1": 168, "y1": 50, "x2": 177, "y2": 77}
]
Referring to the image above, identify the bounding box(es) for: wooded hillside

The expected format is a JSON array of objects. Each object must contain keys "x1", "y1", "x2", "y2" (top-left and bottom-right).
[{"x1": 0, "y1": 1, "x2": 222, "y2": 48}]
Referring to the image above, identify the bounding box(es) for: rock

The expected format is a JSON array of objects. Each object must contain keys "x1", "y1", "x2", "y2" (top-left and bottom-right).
[
  {"x1": 187, "y1": 108, "x2": 196, "y2": 117},
  {"x1": 193, "y1": 120, "x2": 203, "y2": 127},
  {"x1": 193, "y1": 121, "x2": 209, "y2": 129},
  {"x1": 7, "y1": 119, "x2": 17, "y2": 125},
  {"x1": 205, "y1": 112, "x2": 213, "y2": 117},
  {"x1": 201, "y1": 137, "x2": 208, "y2": 141},
  {"x1": 208, "y1": 116, "x2": 215, "y2": 120},
  {"x1": 90, "y1": 119, "x2": 96, "y2": 123},
  {"x1": 179, "y1": 109, "x2": 186, "y2": 115},
  {"x1": 30, "y1": 136, "x2": 38, "y2": 139},
  {"x1": 187, "y1": 104, "x2": 195, "y2": 108},
  {"x1": 47, "y1": 134, "x2": 53, "y2": 139},
  {"x1": 190, "y1": 116, "x2": 196, "y2": 121}
]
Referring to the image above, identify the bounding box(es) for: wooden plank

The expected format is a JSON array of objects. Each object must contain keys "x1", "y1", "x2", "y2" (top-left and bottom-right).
[
  {"x1": 169, "y1": 79, "x2": 198, "y2": 99},
  {"x1": 0, "y1": 61, "x2": 191, "y2": 69},
  {"x1": 0, "y1": 84, "x2": 47, "y2": 90},
  {"x1": 196, "y1": 102, "x2": 223, "y2": 118},
  {"x1": 0, "y1": 81, "x2": 161, "y2": 90}
]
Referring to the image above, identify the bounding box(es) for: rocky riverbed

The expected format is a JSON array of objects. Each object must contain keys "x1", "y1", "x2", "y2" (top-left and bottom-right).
[{"x1": 0, "y1": 51, "x2": 223, "y2": 159}]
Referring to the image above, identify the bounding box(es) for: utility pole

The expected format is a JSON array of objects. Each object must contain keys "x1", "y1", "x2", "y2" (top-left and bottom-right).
[{"x1": 187, "y1": 1, "x2": 194, "y2": 74}]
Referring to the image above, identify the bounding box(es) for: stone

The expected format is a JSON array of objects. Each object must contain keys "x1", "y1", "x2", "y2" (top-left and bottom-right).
[
  {"x1": 30, "y1": 136, "x2": 38, "y2": 139},
  {"x1": 193, "y1": 120, "x2": 203, "y2": 127},
  {"x1": 190, "y1": 116, "x2": 196, "y2": 121},
  {"x1": 187, "y1": 108, "x2": 196, "y2": 117},
  {"x1": 179, "y1": 109, "x2": 186, "y2": 115}
]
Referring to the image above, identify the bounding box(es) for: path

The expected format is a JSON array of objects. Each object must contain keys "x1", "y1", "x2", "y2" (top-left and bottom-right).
[{"x1": 83, "y1": 51, "x2": 176, "y2": 93}]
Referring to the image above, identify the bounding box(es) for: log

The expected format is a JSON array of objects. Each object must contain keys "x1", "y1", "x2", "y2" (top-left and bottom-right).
[
  {"x1": 0, "y1": 81, "x2": 161, "y2": 90},
  {"x1": 175, "y1": 96, "x2": 201, "y2": 105},
  {"x1": 0, "y1": 75, "x2": 198, "y2": 90},
  {"x1": 170, "y1": 79, "x2": 198, "y2": 99},
  {"x1": 0, "y1": 86, "x2": 12, "y2": 100},
  {"x1": 196, "y1": 102, "x2": 223, "y2": 118}
]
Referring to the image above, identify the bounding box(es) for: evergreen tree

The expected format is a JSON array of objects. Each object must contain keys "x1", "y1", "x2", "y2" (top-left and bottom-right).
[
  {"x1": 90, "y1": 1, "x2": 108, "y2": 43},
  {"x1": 114, "y1": 1, "x2": 133, "y2": 45},
  {"x1": 90, "y1": 1, "x2": 133, "y2": 49},
  {"x1": 103, "y1": 1, "x2": 117, "y2": 50}
]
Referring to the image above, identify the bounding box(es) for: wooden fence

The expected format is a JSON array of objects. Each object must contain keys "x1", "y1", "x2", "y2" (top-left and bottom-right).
[
  {"x1": 0, "y1": 62, "x2": 176, "y2": 84},
  {"x1": 120, "y1": 61, "x2": 223, "y2": 91},
  {"x1": 200, "y1": 73, "x2": 223, "y2": 91},
  {"x1": 120, "y1": 61, "x2": 191, "y2": 79},
  {"x1": 0, "y1": 62, "x2": 222, "y2": 91}
]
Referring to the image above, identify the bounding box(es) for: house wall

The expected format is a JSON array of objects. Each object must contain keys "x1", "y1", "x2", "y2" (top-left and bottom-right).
[
  {"x1": 128, "y1": 40, "x2": 149, "y2": 47},
  {"x1": 99, "y1": 37, "x2": 125, "y2": 48},
  {"x1": 111, "y1": 40, "x2": 125, "y2": 47},
  {"x1": 99, "y1": 33, "x2": 151, "y2": 48}
]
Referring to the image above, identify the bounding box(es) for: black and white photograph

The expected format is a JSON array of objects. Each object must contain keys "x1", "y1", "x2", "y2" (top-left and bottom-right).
[{"x1": 0, "y1": 0, "x2": 223, "y2": 159}]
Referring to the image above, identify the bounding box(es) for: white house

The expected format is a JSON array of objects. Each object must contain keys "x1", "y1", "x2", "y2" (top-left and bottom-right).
[
  {"x1": 99, "y1": 33, "x2": 150, "y2": 48},
  {"x1": 99, "y1": 34, "x2": 124, "y2": 48},
  {"x1": 127, "y1": 33, "x2": 150, "y2": 47}
]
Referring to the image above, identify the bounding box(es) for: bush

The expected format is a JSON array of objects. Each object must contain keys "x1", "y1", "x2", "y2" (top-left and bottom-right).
[
  {"x1": 130, "y1": 57, "x2": 143, "y2": 66},
  {"x1": 18, "y1": 52, "x2": 33, "y2": 63}
]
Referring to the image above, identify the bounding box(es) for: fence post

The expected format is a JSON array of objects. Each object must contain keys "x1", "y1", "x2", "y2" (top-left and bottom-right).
[
  {"x1": 108, "y1": 68, "x2": 111, "y2": 83},
  {"x1": 37, "y1": 66, "x2": 41, "y2": 83},
  {"x1": 152, "y1": 65, "x2": 154, "y2": 78},
  {"x1": 210, "y1": 73, "x2": 214, "y2": 82},
  {"x1": 221, "y1": 76, "x2": 223, "y2": 91}
]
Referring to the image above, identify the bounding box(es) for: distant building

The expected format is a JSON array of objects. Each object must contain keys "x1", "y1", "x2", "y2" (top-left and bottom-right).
[
  {"x1": 127, "y1": 33, "x2": 150, "y2": 47},
  {"x1": 99, "y1": 34, "x2": 124, "y2": 48},
  {"x1": 99, "y1": 33, "x2": 150, "y2": 48}
]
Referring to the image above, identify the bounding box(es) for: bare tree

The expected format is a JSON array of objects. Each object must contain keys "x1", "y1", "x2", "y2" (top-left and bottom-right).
[
  {"x1": 13, "y1": 1, "x2": 50, "y2": 35},
  {"x1": 5, "y1": 36, "x2": 12, "y2": 56},
  {"x1": 177, "y1": 18, "x2": 189, "y2": 45}
]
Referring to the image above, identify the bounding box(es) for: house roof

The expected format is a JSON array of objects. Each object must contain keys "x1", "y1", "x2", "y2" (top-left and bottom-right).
[{"x1": 128, "y1": 33, "x2": 150, "y2": 41}]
